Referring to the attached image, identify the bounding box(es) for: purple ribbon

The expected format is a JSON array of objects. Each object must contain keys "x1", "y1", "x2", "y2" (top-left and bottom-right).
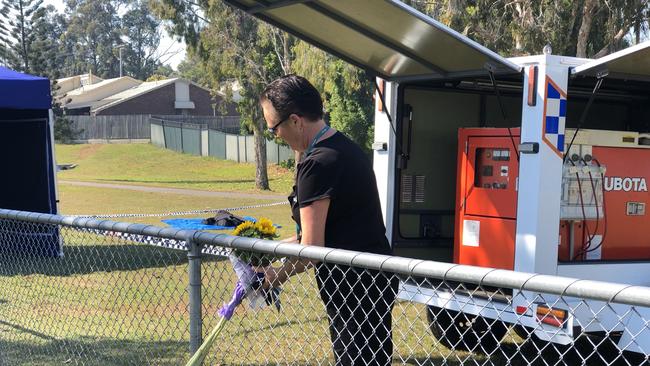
[{"x1": 217, "y1": 281, "x2": 247, "y2": 320}]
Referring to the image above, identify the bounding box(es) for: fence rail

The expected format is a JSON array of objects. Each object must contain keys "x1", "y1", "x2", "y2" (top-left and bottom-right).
[{"x1": 1, "y1": 208, "x2": 649, "y2": 365}]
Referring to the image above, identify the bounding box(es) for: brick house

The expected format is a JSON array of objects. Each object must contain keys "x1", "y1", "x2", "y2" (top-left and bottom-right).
[{"x1": 57, "y1": 76, "x2": 238, "y2": 117}]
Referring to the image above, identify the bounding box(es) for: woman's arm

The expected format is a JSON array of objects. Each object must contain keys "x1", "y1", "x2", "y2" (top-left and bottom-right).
[
  {"x1": 264, "y1": 198, "x2": 330, "y2": 287},
  {"x1": 279, "y1": 235, "x2": 299, "y2": 243}
]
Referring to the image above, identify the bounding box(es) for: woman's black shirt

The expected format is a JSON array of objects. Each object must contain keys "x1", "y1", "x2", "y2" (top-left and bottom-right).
[
  {"x1": 289, "y1": 131, "x2": 391, "y2": 256},
  {"x1": 288, "y1": 131, "x2": 397, "y2": 365}
]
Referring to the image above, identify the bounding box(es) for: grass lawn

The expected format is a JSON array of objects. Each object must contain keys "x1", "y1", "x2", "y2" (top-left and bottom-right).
[
  {"x1": 0, "y1": 144, "x2": 543, "y2": 365},
  {"x1": 55, "y1": 143, "x2": 294, "y2": 194},
  {"x1": 56, "y1": 184, "x2": 295, "y2": 230}
]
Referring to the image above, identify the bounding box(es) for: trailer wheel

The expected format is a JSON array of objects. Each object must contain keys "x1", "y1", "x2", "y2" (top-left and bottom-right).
[{"x1": 427, "y1": 306, "x2": 507, "y2": 354}]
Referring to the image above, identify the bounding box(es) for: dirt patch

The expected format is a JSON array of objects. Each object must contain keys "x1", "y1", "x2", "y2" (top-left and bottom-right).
[{"x1": 77, "y1": 144, "x2": 103, "y2": 160}]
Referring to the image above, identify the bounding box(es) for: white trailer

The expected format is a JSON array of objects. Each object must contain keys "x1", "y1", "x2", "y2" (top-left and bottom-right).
[{"x1": 224, "y1": 0, "x2": 650, "y2": 356}]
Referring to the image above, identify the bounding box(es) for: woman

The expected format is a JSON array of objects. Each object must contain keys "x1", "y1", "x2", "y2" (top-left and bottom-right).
[{"x1": 260, "y1": 74, "x2": 397, "y2": 366}]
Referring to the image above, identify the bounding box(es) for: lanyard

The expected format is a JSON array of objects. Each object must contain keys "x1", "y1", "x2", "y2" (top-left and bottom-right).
[{"x1": 305, "y1": 125, "x2": 330, "y2": 157}]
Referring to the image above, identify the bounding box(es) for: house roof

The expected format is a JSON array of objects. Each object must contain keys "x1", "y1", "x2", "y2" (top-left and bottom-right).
[
  {"x1": 57, "y1": 73, "x2": 102, "y2": 84},
  {"x1": 63, "y1": 76, "x2": 142, "y2": 109},
  {"x1": 56, "y1": 72, "x2": 223, "y2": 114},
  {"x1": 92, "y1": 78, "x2": 180, "y2": 113},
  {"x1": 65, "y1": 76, "x2": 140, "y2": 96},
  {"x1": 92, "y1": 78, "x2": 218, "y2": 114},
  {"x1": 56, "y1": 73, "x2": 104, "y2": 96}
]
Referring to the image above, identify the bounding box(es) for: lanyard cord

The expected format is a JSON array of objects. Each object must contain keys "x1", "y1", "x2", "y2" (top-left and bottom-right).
[{"x1": 305, "y1": 125, "x2": 331, "y2": 157}]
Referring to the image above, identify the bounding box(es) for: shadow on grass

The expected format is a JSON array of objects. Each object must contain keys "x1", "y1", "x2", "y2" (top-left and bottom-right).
[
  {"x1": 97, "y1": 178, "x2": 259, "y2": 185},
  {"x1": 2, "y1": 318, "x2": 328, "y2": 366},
  {"x1": 4, "y1": 319, "x2": 646, "y2": 365},
  {"x1": 0, "y1": 244, "x2": 225, "y2": 277},
  {"x1": 1, "y1": 335, "x2": 188, "y2": 366},
  {"x1": 0, "y1": 320, "x2": 58, "y2": 342}
]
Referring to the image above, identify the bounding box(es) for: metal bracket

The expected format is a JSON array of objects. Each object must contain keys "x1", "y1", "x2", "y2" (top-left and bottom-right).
[
  {"x1": 372, "y1": 142, "x2": 388, "y2": 151},
  {"x1": 519, "y1": 142, "x2": 539, "y2": 154},
  {"x1": 595, "y1": 69, "x2": 609, "y2": 79},
  {"x1": 484, "y1": 62, "x2": 497, "y2": 73}
]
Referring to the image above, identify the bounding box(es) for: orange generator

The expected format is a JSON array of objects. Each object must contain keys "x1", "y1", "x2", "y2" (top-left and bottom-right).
[{"x1": 455, "y1": 127, "x2": 650, "y2": 270}]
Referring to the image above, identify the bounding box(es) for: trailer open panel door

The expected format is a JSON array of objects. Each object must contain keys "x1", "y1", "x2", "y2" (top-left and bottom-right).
[
  {"x1": 572, "y1": 42, "x2": 650, "y2": 80},
  {"x1": 223, "y1": 0, "x2": 521, "y2": 81}
]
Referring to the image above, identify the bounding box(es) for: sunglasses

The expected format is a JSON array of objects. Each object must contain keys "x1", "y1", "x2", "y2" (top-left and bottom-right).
[
  {"x1": 268, "y1": 117, "x2": 289, "y2": 136},
  {"x1": 268, "y1": 116, "x2": 290, "y2": 135}
]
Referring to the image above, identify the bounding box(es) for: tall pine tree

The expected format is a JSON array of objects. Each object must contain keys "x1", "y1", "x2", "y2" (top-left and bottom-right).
[
  {"x1": 0, "y1": 0, "x2": 47, "y2": 72},
  {"x1": 28, "y1": 5, "x2": 61, "y2": 77}
]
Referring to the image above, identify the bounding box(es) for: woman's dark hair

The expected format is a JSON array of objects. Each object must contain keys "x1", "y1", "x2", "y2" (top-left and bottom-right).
[{"x1": 260, "y1": 74, "x2": 324, "y2": 122}]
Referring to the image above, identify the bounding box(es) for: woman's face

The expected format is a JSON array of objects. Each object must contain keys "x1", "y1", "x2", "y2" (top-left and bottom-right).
[{"x1": 261, "y1": 99, "x2": 303, "y2": 152}]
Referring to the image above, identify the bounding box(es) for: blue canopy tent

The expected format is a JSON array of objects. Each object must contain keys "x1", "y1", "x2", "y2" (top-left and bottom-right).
[{"x1": 0, "y1": 66, "x2": 61, "y2": 256}]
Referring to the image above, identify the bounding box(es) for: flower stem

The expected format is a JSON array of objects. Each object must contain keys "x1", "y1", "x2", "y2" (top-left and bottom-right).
[{"x1": 185, "y1": 316, "x2": 227, "y2": 366}]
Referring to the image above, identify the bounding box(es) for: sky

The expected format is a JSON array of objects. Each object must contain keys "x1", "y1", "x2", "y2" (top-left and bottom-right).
[{"x1": 44, "y1": 0, "x2": 187, "y2": 70}]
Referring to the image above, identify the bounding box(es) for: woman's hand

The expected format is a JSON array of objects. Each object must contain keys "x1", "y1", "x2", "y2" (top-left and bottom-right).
[
  {"x1": 257, "y1": 257, "x2": 311, "y2": 290},
  {"x1": 260, "y1": 266, "x2": 279, "y2": 289}
]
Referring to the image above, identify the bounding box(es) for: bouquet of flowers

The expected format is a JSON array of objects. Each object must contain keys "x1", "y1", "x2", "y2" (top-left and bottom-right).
[
  {"x1": 220, "y1": 217, "x2": 282, "y2": 319},
  {"x1": 186, "y1": 218, "x2": 282, "y2": 366},
  {"x1": 231, "y1": 218, "x2": 280, "y2": 266}
]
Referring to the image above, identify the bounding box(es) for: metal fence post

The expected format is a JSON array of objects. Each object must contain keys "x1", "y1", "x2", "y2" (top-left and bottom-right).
[
  {"x1": 187, "y1": 235, "x2": 202, "y2": 355},
  {"x1": 181, "y1": 125, "x2": 185, "y2": 153}
]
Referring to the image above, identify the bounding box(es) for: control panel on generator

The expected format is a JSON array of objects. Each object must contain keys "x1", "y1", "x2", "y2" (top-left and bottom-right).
[
  {"x1": 455, "y1": 127, "x2": 650, "y2": 270},
  {"x1": 559, "y1": 129, "x2": 650, "y2": 262}
]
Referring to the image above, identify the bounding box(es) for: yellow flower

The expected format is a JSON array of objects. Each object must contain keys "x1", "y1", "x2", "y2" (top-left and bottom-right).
[
  {"x1": 232, "y1": 221, "x2": 255, "y2": 236},
  {"x1": 232, "y1": 217, "x2": 279, "y2": 266},
  {"x1": 255, "y1": 218, "x2": 275, "y2": 236}
]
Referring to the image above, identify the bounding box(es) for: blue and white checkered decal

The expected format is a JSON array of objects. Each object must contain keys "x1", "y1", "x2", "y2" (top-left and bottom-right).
[{"x1": 544, "y1": 79, "x2": 567, "y2": 153}]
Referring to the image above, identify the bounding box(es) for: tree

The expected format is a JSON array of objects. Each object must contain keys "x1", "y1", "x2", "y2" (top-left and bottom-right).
[
  {"x1": 152, "y1": 0, "x2": 295, "y2": 190},
  {"x1": 64, "y1": 0, "x2": 123, "y2": 78},
  {"x1": 327, "y1": 61, "x2": 374, "y2": 154},
  {"x1": 0, "y1": 0, "x2": 50, "y2": 73},
  {"x1": 176, "y1": 52, "x2": 211, "y2": 85},
  {"x1": 121, "y1": 1, "x2": 164, "y2": 80},
  {"x1": 407, "y1": 0, "x2": 649, "y2": 58},
  {"x1": 28, "y1": 5, "x2": 62, "y2": 77},
  {"x1": 292, "y1": 42, "x2": 375, "y2": 155}
]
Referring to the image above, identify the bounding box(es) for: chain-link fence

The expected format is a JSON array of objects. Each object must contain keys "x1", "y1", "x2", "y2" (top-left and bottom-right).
[{"x1": 1, "y1": 208, "x2": 649, "y2": 365}]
